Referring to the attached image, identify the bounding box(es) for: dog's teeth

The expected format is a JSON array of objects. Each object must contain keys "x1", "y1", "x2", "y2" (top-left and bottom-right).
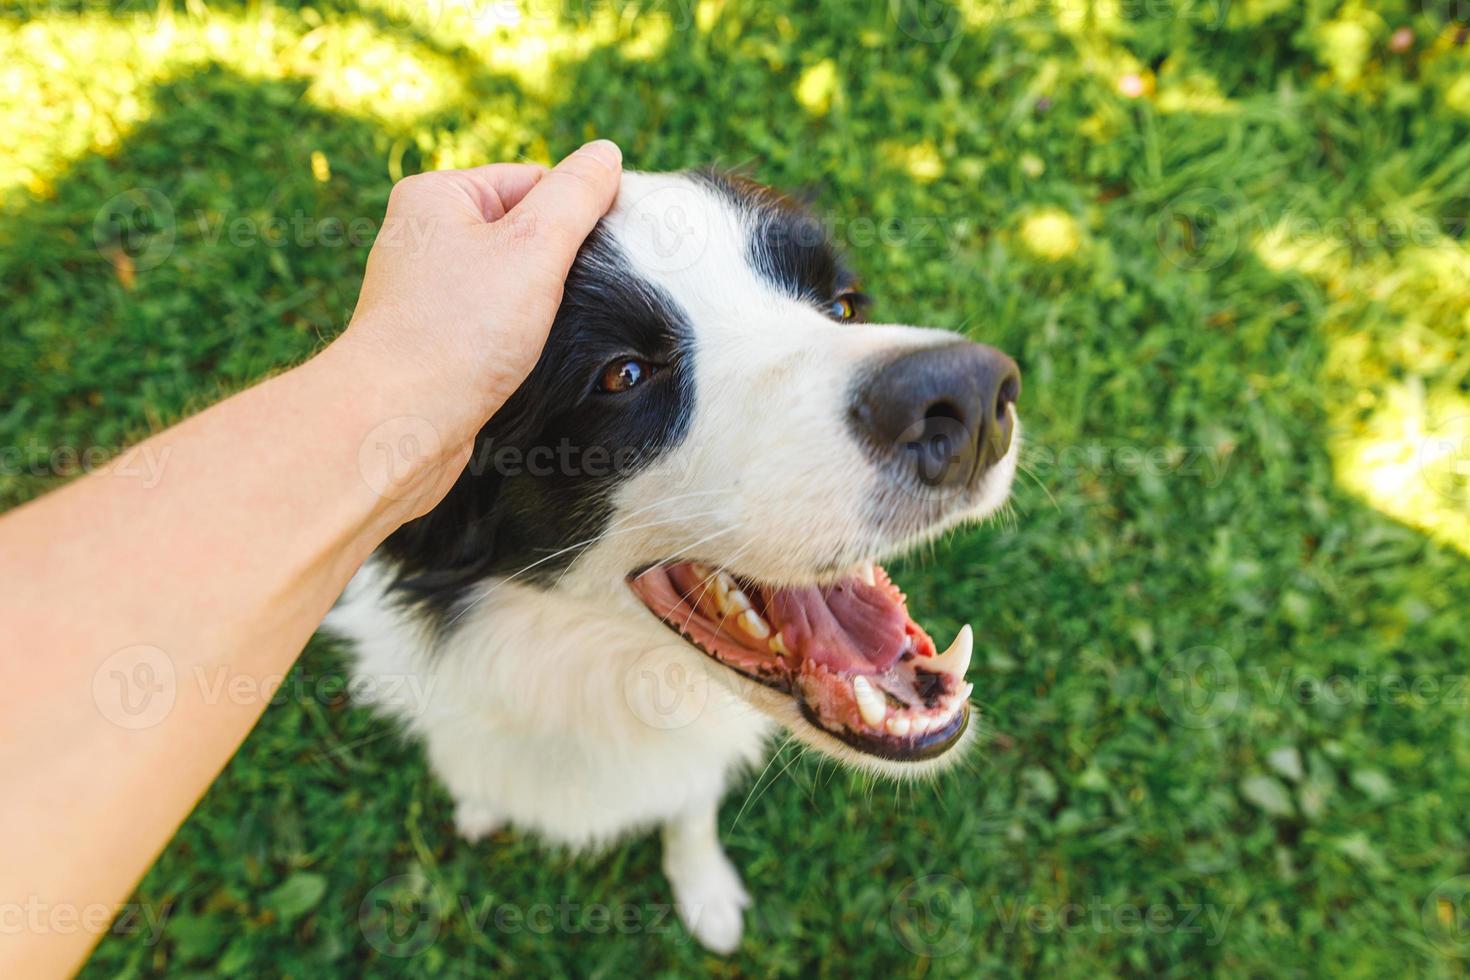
[
  {"x1": 852, "y1": 675, "x2": 887, "y2": 727},
  {"x1": 885, "y1": 715, "x2": 911, "y2": 737},
  {"x1": 857, "y1": 562, "x2": 877, "y2": 587},
  {"x1": 901, "y1": 634, "x2": 914, "y2": 654},
  {"x1": 929, "y1": 624, "x2": 973, "y2": 678},
  {"x1": 768, "y1": 632, "x2": 789, "y2": 656},
  {"x1": 714, "y1": 571, "x2": 736, "y2": 597},
  {"x1": 718, "y1": 587, "x2": 752, "y2": 617},
  {"x1": 738, "y1": 609, "x2": 771, "y2": 639}
]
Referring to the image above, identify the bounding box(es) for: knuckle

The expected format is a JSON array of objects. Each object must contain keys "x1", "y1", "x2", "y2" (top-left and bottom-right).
[
  {"x1": 501, "y1": 207, "x2": 540, "y2": 246},
  {"x1": 388, "y1": 172, "x2": 434, "y2": 204}
]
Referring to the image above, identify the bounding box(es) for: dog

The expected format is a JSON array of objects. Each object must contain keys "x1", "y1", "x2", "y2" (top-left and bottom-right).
[{"x1": 324, "y1": 169, "x2": 1021, "y2": 953}]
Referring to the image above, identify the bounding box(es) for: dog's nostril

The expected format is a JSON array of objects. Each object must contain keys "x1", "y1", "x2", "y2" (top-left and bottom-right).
[
  {"x1": 924, "y1": 400, "x2": 964, "y2": 423},
  {"x1": 995, "y1": 375, "x2": 1020, "y2": 422}
]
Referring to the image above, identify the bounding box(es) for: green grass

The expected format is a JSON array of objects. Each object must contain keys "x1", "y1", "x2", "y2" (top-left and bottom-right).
[{"x1": 4, "y1": 0, "x2": 1470, "y2": 975}]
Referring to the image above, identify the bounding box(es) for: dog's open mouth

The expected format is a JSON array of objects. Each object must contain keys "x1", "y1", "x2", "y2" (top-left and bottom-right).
[{"x1": 628, "y1": 562, "x2": 973, "y2": 761}]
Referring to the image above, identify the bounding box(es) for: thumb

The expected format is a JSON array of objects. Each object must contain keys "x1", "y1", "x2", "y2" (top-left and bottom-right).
[{"x1": 506, "y1": 140, "x2": 623, "y2": 278}]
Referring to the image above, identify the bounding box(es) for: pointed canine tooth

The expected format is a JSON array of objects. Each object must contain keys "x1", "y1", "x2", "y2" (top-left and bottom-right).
[
  {"x1": 852, "y1": 675, "x2": 887, "y2": 727},
  {"x1": 768, "y1": 632, "x2": 789, "y2": 656},
  {"x1": 930, "y1": 624, "x2": 973, "y2": 678},
  {"x1": 858, "y1": 562, "x2": 877, "y2": 587},
  {"x1": 737, "y1": 608, "x2": 771, "y2": 639},
  {"x1": 885, "y1": 715, "x2": 911, "y2": 737}
]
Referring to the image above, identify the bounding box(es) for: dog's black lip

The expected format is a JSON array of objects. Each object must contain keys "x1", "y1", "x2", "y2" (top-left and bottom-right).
[
  {"x1": 798, "y1": 699, "x2": 969, "y2": 762},
  {"x1": 629, "y1": 564, "x2": 970, "y2": 763}
]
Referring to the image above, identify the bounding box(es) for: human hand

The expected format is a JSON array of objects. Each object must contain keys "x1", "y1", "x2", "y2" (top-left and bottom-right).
[{"x1": 331, "y1": 140, "x2": 622, "y2": 517}]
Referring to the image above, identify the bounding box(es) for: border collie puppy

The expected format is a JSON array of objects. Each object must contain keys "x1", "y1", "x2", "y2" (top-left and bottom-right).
[{"x1": 325, "y1": 170, "x2": 1021, "y2": 953}]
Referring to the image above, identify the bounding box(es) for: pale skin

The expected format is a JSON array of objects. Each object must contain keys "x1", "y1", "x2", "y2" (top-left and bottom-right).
[{"x1": 0, "y1": 139, "x2": 623, "y2": 978}]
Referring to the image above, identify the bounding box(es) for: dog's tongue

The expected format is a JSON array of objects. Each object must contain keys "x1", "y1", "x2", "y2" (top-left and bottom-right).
[{"x1": 766, "y1": 579, "x2": 909, "y2": 674}]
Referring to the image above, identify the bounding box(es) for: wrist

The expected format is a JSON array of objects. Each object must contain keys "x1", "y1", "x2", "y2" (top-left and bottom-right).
[
  {"x1": 331, "y1": 314, "x2": 503, "y2": 443},
  {"x1": 303, "y1": 336, "x2": 474, "y2": 537}
]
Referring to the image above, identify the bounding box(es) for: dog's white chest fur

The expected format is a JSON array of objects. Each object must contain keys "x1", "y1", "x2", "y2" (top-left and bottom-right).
[{"x1": 331, "y1": 561, "x2": 773, "y2": 849}]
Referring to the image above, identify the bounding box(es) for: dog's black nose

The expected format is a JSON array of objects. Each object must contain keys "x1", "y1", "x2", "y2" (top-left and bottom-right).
[{"x1": 852, "y1": 342, "x2": 1021, "y2": 489}]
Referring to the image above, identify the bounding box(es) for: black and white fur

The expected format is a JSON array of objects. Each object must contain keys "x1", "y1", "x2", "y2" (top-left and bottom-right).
[{"x1": 325, "y1": 170, "x2": 1019, "y2": 953}]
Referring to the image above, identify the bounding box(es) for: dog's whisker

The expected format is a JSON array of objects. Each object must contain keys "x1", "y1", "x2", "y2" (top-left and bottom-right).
[
  {"x1": 677, "y1": 539, "x2": 759, "y2": 633},
  {"x1": 548, "y1": 488, "x2": 738, "y2": 566},
  {"x1": 732, "y1": 731, "x2": 797, "y2": 831},
  {"x1": 1014, "y1": 461, "x2": 1060, "y2": 513},
  {"x1": 652, "y1": 536, "x2": 755, "y2": 636},
  {"x1": 735, "y1": 736, "x2": 808, "y2": 829},
  {"x1": 448, "y1": 508, "x2": 734, "y2": 627},
  {"x1": 541, "y1": 489, "x2": 738, "y2": 591}
]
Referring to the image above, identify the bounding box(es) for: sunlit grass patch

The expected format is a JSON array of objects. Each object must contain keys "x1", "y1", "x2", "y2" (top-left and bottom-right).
[
  {"x1": 1254, "y1": 205, "x2": 1470, "y2": 551},
  {"x1": 1330, "y1": 380, "x2": 1470, "y2": 555}
]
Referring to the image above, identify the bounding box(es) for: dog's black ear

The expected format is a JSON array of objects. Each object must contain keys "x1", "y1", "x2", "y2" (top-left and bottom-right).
[
  {"x1": 379, "y1": 390, "x2": 552, "y2": 615},
  {"x1": 693, "y1": 162, "x2": 825, "y2": 211},
  {"x1": 786, "y1": 181, "x2": 825, "y2": 209}
]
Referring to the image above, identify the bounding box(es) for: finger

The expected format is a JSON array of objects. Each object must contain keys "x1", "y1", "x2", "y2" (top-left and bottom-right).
[
  {"x1": 435, "y1": 163, "x2": 549, "y2": 221},
  {"x1": 503, "y1": 140, "x2": 622, "y2": 275}
]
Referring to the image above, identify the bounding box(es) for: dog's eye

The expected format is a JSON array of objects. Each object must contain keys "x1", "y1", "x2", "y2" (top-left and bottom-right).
[
  {"x1": 828, "y1": 294, "x2": 858, "y2": 321},
  {"x1": 598, "y1": 358, "x2": 651, "y2": 393}
]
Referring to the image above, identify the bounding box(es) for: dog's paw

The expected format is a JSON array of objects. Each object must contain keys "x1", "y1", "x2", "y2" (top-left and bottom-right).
[
  {"x1": 665, "y1": 849, "x2": 750, "y2": 955},
  {"x1": 453, "y1": 801, "x2": 504, "y2": 843}
]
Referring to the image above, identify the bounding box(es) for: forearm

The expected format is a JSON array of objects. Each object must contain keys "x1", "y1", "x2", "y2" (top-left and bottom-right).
[
  {"x1": 0, "y1": 142, "x2": 621, "y2": 978},
  {"x1": 0, "y1": 337, "x2": 440, "y2": 977}
]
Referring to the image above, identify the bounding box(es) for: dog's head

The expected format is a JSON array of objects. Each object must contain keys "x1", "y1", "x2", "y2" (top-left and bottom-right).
[{"x1": 385, "y1": 170, "x2": 1020, "y2": 775}]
